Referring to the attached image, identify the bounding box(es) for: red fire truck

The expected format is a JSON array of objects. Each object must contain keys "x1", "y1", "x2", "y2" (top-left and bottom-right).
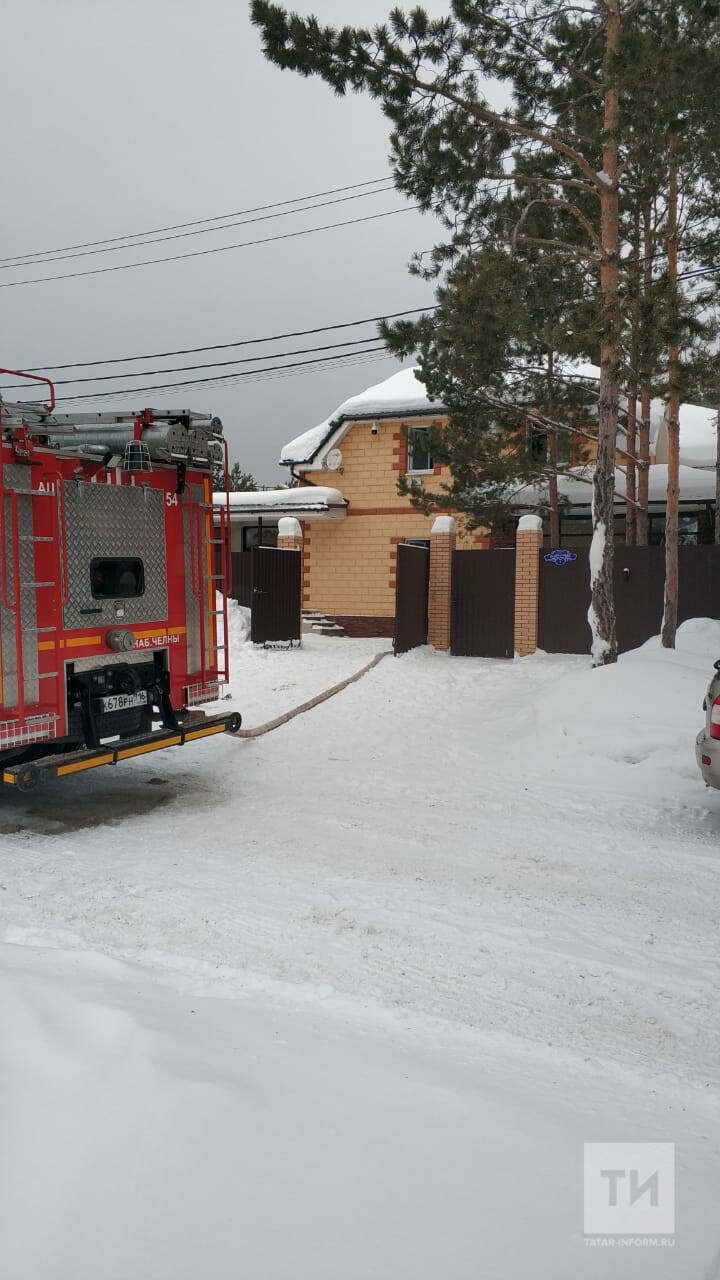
[{"x1": 0, "y1": 368, "x2": 241, "y2": 791}]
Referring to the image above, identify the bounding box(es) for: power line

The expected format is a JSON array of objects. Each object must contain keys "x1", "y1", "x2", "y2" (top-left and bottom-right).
[
  {"x1": 0, "y1": 185, "x2": 396, "y2": 271},
  {"x1": 678, "y1": 261, "x2": 720, "y2": 283},
  {"x1": 0, "y1": 335, "x2": 386, "y2": 389},
  {"x1": 0, "y1": 207, "x2": 420, "y2": 290},
  {"x1": 18, "y1": 345, "x2": 390, "y2": 402},
  {"x1": 18, "y1": 306, "x2": 435, "y2": 372},
  {"x1": 0, "y1": 176, "x2": 393, "y2": 264},
  {"x1": 54, "y1": 350, "x2": 397, "y2": 405}
]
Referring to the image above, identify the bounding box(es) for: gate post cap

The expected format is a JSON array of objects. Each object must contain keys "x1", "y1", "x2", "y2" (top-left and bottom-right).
[
  {"x1": 517, "y1": 514, "x2": 543, "y2": 532},
  {"x1": 278, "y1": 516, "x2": 302, "y2": 538},
  {"x1": 431, "y1": 515, "x2": 456, "y2": 534}
]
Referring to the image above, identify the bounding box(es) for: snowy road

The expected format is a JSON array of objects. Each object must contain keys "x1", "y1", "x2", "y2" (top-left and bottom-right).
[{"x1": 1, "y1": 617, "x2": 720, "y2": 1277}]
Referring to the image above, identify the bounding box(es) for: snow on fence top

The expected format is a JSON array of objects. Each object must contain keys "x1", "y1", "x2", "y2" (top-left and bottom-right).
[{"x1": 279, "y1": 366, "x2": 446, "y2": 466}]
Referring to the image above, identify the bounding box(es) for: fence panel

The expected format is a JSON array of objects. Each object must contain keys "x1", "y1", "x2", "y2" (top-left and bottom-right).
[
  {"x1": 538, "y1": 552, "x2": 591, "y2": 654},
  {"x1": 229, "y1": 551, "x2": 253, "y2": 609},
  {"x1": 451, "y1": 550, "x2": 515, "y2": 658},
  {"x1": 250, "y1": 547, "x2": 301, "y2": 644},
  {"x1": 539, "y1": 544, "x2": 720, "y2": 656},
  {"x1": 394, "y1": 542, "x2": 430, "y2": 653},
  {"x1": 678, "y1": 544, "x2": 720, "y2": 624}
]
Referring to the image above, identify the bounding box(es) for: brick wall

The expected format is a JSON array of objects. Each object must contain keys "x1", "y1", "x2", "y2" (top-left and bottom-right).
[
  {"x1": 301, "y1": 416, "x2": 476, "y2": 620},
  {"x1": 513, "y1": 521, "x2": 543, "y2": 656}
]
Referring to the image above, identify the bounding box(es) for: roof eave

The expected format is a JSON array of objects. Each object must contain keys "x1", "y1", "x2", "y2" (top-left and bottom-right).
[{"x1": 280, "y1": 405, "x2": 446, "y2": 469}]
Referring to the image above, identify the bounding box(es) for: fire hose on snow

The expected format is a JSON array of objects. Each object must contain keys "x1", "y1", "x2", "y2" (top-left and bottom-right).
[{"x1": 231, "y1": 650, "x2": 393, "y2": 739}]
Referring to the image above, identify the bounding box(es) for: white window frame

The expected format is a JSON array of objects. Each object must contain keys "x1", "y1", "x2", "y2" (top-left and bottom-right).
[{"x1": 406, "y1": 426, "x2": 435, "y2": 475}]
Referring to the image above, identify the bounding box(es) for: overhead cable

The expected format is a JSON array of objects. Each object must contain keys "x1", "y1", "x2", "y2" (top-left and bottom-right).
[
  {"x1": 22, "y1": 344, "x2": 390, "y2": 402},
  {"x1": 0, "y1": 176, "x2": 393, "y2": 264},
  {"x1": 17, "y1": 306, "x2": 435, "y2": 372},
  {"x1": 0, "y1": 335, "x2": 385, "y2": 389},
  {"x1": 0, "y1": 207, "x2": 420, "y2": 290},
  {"x1": 53, "y1": 350, "x2": 396, "y2": 404},
  {"x1": 0, "y1": 185, "x2": 396, "y2": 271}
]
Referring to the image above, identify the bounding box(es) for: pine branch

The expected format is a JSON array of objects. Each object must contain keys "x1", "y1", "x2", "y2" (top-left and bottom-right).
[{"x1": 512, "y1": 197, "x2": 604, "y2": 256}]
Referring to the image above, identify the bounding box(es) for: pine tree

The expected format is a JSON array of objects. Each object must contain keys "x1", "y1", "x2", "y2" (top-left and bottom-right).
[
  {"x1": 382, "y1": 242, "x2": 599, "y2": 535},
  {"x1": 228, "y1": 462, "x2": 258, "y2": 492},
  {"x1": 617, "y1": 1, "x2": 720, "y2": 643},
  {"x1": 252, "y1": 0, "x2": 720, "y2": 658},
  {"x1": 213, "y1": 460, "x2": 258, "y2": 492}
]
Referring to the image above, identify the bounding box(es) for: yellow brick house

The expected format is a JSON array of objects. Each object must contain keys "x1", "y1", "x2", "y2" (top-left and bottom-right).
[
  {"x1": 279, "y1": 367, "x2": 486, "y2": 635},
  {"x1": 274, "y1": 364, "x2": 720, "y2": 637}
]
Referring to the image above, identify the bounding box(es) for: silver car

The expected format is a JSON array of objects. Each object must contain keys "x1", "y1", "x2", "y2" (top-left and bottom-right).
[{"x1": 696, "y1": 661, "x2": 720, "y2": 788}]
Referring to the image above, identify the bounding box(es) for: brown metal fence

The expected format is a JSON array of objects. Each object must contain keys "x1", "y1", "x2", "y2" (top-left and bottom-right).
[
  {"x1": 538, "y1": 552, "x2": 591, "y2": 653},
  {"x1": 249, "y1": 547, "x2": 301, "y2": 644},
  {"x1": 450, "y1": 549, "x2": 515, "y2": 657},
  {"x1": 394, "y1": 542, "x2": 430, "y2": 653},
  {"x1": 229, "y1": 551, "x2": 253, "y2": 609},
  {"x1": 539, "y1": 544, "x2": 720, "y2": 655}
]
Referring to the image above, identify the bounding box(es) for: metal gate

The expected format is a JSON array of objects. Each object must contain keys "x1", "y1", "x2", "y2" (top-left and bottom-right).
[
  {"x1": 229, "y1": 550, "x2": 253, "y2": 609},
  {"x1": 614, "y1": 547, "x2": 665, "y2": 652},
  {"x1": 538, "y1": 548, "x2": 667, "y2": 655},
  {"x1": 678, "y1": 545, "x2": 720, "y2": 623},
  {"x1": 450, "y1": 549, "x2": 515, "y2": 657},
  {"x1": 538, "y1": 544, "x2": 720, "y2": 655},
  {"x1": 538, "y1": 552, "x2": 591, "y2": 654},
  {"x1": 250, "y1": 546, "x2": 301, "y2": 644},
  {"x1": 394, "y1": 542, "x2": 430, "y2": 653}
]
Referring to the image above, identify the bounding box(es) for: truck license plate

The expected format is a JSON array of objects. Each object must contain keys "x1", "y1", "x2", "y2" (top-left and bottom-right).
[{"x1": 100, "y1": 692, "x2": 147, "y2": 713}]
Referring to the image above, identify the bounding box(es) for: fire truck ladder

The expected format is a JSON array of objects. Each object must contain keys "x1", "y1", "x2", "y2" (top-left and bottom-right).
[
  {"x1": 0, "y1": 475, "x2": 65, "y2": 750},
  {"x1": 189, "y1": 497, "x2": 230, "y2": 703}
]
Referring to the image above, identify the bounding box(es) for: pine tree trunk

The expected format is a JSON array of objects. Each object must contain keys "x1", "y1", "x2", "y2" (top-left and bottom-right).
[
  {"x1": 590, "y1": 0, "x2": 620, "y2": 666},
  {"x1": 622, "y1": 386, "x2": 632, "y2": 542},
  {"x1": 636, "y1": 202, "x2": 653, "y2": 546},
  {"x1": 548, "y1": 436, "x2": 560, "y2": 545},
  {"x1": 661, "y1": 138, "x2": 680, "y2": 649},
  {"x1": 547, "y1": 349, "x2": 560, "y2": 545},
  {"x1": 637, "y1": 388, "x2": 651, "y2": 543},
  {"x1": 715, "y1": 410, "x2": 720, "y2": 544},
  {"x1": 625, "y1": 208, "x2": 640, "y2": 546}
]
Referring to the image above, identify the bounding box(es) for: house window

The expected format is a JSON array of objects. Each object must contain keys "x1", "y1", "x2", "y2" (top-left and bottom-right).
[
  {"x1": 528, "y1": 428, "x2": 548, "y2": 461},
  {"x1": 407, "y1": 427, "x2": 434, "y2": 473},
  {"x1": 679, "y1": 515, "x2": 699, "y2": 546},
  {"x1": 648, "y1": 515, "x2": 699, "y2": 546},
  {"x1": 242, "y1": 525, "x2": 279, "y2": 550}
]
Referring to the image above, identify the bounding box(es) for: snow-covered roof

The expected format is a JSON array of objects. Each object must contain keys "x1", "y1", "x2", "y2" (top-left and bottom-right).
[
  {"x1": 280, "y1": 357, "x2": 718, "y2": 473},
  {"x1": 506, "y1": 361, "x2": 715, "y2": 463},
  {"x1": 280, "y1": 367, "x2": 445, "y2": 466},
  {"x1": 654, "y1": 402, "x2": 718, "y2": 469},
  {"x1": 512, "y1": 463, "x2": 716, "y2": 510},
  {"x1": 214, "y1": 486, "x2": 347, "y2": 522}
]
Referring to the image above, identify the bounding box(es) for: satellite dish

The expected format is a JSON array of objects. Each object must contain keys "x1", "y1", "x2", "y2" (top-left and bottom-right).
[{"x1": 326, "y1": 448, "x2": 343, "y2": 471}]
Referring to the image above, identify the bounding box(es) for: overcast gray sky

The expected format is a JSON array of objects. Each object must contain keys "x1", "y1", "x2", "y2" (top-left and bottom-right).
[{"x1": 0, "y1": 0, "x2": 449, "y2": 483}]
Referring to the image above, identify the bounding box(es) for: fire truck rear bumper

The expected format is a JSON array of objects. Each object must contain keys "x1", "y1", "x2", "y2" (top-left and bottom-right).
[{"x1": 1, "y1": 710, "x2": 243, "y2": 791}]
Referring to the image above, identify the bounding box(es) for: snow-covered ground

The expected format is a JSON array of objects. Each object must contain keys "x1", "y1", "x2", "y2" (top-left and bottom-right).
[{"x1": 1, "y1": 608, "x2": 720, "y2": 1278}]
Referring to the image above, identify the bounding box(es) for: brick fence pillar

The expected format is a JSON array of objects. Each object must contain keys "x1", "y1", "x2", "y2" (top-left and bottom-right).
[
  {"x1": 428, "y1": 515, "x2": 456, "y2": 651},
  {"x1": 276, "y1": 515, "x2": 303, "y2": 553},
  {"x1": 513, "y1": 514, "x2": 543, "y2": 656}
]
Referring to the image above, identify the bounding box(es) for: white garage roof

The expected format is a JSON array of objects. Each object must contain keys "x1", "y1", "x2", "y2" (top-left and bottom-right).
[{"x1": 214, "y1": 486, "x2": 347, "y2": 522}]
